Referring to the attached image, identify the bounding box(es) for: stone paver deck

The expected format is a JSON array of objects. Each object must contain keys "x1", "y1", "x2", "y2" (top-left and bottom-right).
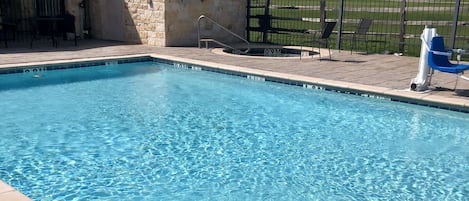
[
  {"x1": 1, "y1": 39, "x2": 469, "y2": 200},
  {"x1": 2, "y1": 39, "x2": 469, "y2": 103},
  {"x1": 0, "y1": 181, "x2": 32, "y2": 201}
]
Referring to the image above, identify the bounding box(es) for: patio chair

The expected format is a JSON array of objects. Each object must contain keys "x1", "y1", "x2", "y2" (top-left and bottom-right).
[
  {"x1": 302, "y1": 21, "x2": 336, "y2": 60},
  {"x1": 350, "y1": 19, "x2": 372, "y2": 54},
  {"x1": 427, "y1": 36, "x2": 469, "y2": 90},
  {"x1": 58, "y1": 12, "x2": 77, "y2": 46}
]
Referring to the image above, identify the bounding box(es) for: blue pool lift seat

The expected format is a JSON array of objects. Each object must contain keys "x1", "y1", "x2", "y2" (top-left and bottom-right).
[{"x1": 427, "y1": 36, "x2": 469, "y2": 90}]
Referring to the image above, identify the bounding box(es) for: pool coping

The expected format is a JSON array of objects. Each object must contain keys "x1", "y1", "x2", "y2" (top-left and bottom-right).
[
  {"x1": 1, "y1": 53, "x2": 469, "y2": 113},
  {"x1": 0, "y1": 181, "x2": 33, "y2": 201}
]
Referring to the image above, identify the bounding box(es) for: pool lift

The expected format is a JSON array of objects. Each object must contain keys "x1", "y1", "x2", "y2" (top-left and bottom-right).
[
  {"x1": 409, "y1": 26, "x2": 437, "y2": 92},
  {"x1": 410, "y1": 26, "x2": 469, "y2": 91}
]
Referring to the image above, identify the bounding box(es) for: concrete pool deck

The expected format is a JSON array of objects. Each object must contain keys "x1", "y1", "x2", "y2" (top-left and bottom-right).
[{"x1": 0, "y1": 39, "x2": 469, "y2": 199}]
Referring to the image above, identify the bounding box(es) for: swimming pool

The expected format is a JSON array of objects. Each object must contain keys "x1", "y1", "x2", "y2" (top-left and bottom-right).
[{"x1": 0, "y1": 60, "x2": 468, "y2": 200}]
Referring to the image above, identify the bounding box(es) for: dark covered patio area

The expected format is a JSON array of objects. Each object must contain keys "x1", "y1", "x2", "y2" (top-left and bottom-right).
[{"x1": 0, "y1": 0, "x2": 90, "y2": 48}]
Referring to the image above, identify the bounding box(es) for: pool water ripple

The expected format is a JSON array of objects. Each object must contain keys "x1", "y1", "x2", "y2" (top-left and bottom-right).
[{"x1": 0, "y1": 62, "x2": 468, "y2": 200}]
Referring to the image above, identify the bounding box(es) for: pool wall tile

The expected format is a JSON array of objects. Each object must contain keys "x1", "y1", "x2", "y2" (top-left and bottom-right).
[{"x1": 0, "y1": 56, "x2": 153, "y2": 75}]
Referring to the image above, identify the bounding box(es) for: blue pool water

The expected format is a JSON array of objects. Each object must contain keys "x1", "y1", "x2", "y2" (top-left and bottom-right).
[{"x1": 0, "y1": 61, "x2": 468, "y2": 200}]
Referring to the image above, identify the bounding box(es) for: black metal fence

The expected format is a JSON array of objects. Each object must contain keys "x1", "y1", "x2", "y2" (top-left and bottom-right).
[{"x1": 247, "y1": 0, "x2": 469, "y2": 56}]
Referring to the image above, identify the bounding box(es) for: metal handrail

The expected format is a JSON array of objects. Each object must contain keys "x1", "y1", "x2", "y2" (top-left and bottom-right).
[{"x1": 197, "y1": 15, "x2": 249, "y2": 52}]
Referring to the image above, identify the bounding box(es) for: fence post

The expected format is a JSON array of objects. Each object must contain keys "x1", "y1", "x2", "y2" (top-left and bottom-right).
[
  {"x1": 246, "y1": 0, "x2": 251, "y2": 42},
  {"x1": 262, "y1": 0, "x2": 271, "y2": 43},
  {"x1": 336, "y1": 0, "x2": 345, "y2": 50},
  {"x1": 399, "y1": 0, "x2": 406, "y2": 53},
  {"x1": 320, "y1": 0, "x2": 326, "y2": 28},
  {"x1": 450, "y1": 0, "x2": 461, "y2": 49}
]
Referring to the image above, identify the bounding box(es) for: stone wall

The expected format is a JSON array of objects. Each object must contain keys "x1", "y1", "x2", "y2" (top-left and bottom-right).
[
  {"x1": 124, "y1": 0, "x2": 165, "y2": 46},
  {"x1": 88, "y1": 0, "x2": 246, "y2": 47},
  {"x1": 164, "y1": 0, "x2": 247, "y2": 46},
  {"x1": 86, "y1": 0, "x2": 164, "y2": 45},
  {"x1": 3, "y1": 0, "x2": 245, "y2": 47}
]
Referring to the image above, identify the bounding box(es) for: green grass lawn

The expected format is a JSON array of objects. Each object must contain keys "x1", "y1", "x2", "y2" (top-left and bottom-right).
[{"x1": 248, "y1": 0, "x2": 469, "y2": 57}]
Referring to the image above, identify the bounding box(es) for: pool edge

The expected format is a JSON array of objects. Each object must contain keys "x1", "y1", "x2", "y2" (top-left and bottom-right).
[
  {"x1": 210, "y1": 46, "x2": 326, "y2": 60},
  {"x1": 0, "y1": 181, "x2": 33, "y2": 201},
  {"x1": 150, "y1": 53, "x2": 469, "y2": 113},
  {"x1": 1, "y1": 53, "x2": 468, "y2": 112}
]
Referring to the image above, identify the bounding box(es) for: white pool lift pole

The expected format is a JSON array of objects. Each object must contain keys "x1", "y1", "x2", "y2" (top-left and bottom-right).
[{"x1": 410, "y1": 26, "x2": 437, "y2": 92}]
